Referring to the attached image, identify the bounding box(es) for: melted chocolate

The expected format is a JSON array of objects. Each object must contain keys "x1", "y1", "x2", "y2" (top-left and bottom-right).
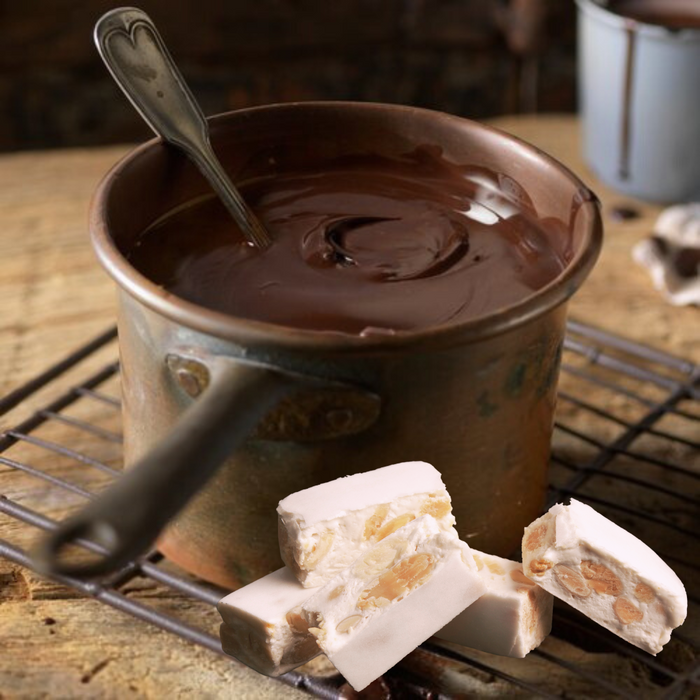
[
  {"x1": 128, "y1": 151, "x2": 569, "y2": 335},
  {"x1": 610, "y1": 1, "x2": 700, "y2": 29},
  {"x1": 619, "y1": 23, "x2": 637, "y2": 180},
  {"x1": 609, "y1": 1, "x2": 700, "y2": 180}
]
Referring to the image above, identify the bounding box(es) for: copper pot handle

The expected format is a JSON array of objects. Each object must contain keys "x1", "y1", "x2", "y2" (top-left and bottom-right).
[{"x1": 33, "y1": 355, "x2": 380, "y2": 578}]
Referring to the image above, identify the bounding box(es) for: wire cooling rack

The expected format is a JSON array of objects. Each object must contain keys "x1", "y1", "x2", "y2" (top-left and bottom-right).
[{"x1": 0, "y1": 321, "x2": 697, "y2": 698}]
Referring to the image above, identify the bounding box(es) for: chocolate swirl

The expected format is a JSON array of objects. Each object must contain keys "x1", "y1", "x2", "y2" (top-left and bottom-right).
[{"x1": 128, "y1": 151, "x2": 567, "y2": 335}]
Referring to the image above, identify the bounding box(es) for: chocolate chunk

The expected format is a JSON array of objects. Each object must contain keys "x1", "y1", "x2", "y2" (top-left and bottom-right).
[{"x1": 609, "y1": 205, "x2": 641, "y2": 222}]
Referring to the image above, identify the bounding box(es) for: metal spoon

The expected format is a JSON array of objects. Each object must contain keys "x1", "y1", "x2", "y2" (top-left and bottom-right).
[{"x1": 94, "y1": 7, "x2": 272, "y2": 249}]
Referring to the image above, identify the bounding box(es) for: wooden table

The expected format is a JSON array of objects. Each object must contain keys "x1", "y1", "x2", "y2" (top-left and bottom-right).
[{"x1": 0, "y1": 115, "x2": 697, "y2": 698}]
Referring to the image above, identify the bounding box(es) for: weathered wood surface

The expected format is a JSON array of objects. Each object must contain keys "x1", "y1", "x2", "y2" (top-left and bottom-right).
[
  {"x1": 0, "y1": 115, "x2": 697, "y2": 699},
  {"x1": 490, "y1": 115, "x2": 699, "y2": 361}
]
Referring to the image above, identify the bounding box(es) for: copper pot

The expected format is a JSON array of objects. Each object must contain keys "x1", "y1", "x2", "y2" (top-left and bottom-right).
[{"x1": 37, "y1": 103, "x2": 602, "y2": 588}]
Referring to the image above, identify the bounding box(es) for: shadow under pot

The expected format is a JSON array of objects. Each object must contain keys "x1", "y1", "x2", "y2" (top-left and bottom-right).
[{"x1": 36, "y1": 102, "x2": 602, "y2": 589}]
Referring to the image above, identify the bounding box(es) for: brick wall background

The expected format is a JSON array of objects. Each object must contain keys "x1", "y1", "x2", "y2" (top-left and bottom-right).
[{"x1": 0, "y1": 0, "x2": 577, "y2": 151}]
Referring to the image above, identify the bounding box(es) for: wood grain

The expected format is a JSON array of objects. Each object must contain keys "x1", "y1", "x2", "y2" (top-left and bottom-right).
[
  {"x1": 492, "y1": 115, "x2": 699, "y2": 360},
  {"x1": 0, "y1": 115, "x2": 696, "y2": 698}
]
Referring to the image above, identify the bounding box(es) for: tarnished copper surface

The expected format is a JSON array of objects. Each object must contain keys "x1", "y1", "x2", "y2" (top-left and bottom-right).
[{"x1": 92, "y1": 103, "x2": 602, "y2": 588}]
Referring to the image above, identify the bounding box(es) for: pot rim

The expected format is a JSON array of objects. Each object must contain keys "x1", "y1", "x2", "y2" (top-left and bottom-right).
[
  {"x1": 575, "y1": 0, "x2": 700, "y2": 42},
  {"x1": 90, "y1": 101, "x2": 603, "y2": 354}
]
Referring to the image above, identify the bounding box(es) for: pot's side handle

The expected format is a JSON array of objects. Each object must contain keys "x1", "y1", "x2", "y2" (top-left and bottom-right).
[{"x1": 33, "y1": 357, "x2": 295, "y2": 578}]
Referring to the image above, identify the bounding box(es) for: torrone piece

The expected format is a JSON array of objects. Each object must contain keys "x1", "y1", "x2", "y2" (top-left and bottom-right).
[
  {"x1": 522, "y1": 499, "x2": 687, "y2": 655},
  {"x1": 277, "y1": 461, "x2": 456, "y2": 588},
  {"x1": 436, "y1": 551, "x2": 553, "y2": 657},
  {"x1": 217, "y1": 568, "x2": 320, "y2": 676},
  {"x1": 301, "y1": 515, "x2": 486, "y2": 692}
]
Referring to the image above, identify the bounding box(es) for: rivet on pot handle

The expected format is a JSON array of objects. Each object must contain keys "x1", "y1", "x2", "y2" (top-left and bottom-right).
[{"x1": 33, "y1": 354, "x2": 381, "y2": 578}]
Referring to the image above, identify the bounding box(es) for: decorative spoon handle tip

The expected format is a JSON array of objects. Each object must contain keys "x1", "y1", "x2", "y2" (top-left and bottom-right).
[{"x1": 94, "y1": 7, "x2": 272, "y2": 250}]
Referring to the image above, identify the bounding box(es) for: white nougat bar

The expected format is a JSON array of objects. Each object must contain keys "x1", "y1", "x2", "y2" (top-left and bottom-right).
[
  {"x1": 217, "y1": 568, "x2": 320, "y2": 676},
  {"x1": 277, "y1": 461, "x2": 456, "y2": 588},
  {"x1": 301, "y1": 515, "x2": 486, "y2": 692},
  {"x1": 436, "y1": 551, "x2": 553, "y2": 657},
  {"x1": 522, "y1": 499, "x2": 687, "y2": 655}
]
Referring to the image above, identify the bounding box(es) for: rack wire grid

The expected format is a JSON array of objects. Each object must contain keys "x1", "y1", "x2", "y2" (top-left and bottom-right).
[{"x1": 0, "y1": 320, "x2": 697, "y2": 698}]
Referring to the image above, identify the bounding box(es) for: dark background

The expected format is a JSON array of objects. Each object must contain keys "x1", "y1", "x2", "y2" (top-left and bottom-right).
[{"x1": 1, "y1": 0, "x2": 577, "y2": 152}]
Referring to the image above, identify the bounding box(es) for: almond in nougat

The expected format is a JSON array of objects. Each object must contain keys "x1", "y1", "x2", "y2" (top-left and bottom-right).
[
  {"x1": 522, "y1": 499, "x2": 687, "y2": 655},
  {"x1": 436, "y1": 550, "x2": 553, "y2": 657},
  {"x1": 277, "y1": 461, "x2": 456, "y2": 588},
  {"x1": 301, "y1": 515, "x2": 486, "y2": 692},
  {"x1": 217, "y1": 568, "x2": 320, "y2": 676}
]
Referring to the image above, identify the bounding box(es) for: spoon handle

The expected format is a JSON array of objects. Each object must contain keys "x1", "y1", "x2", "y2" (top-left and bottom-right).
[{"x1": 94, "y1": 7, "x2": 271, "y2": 249}]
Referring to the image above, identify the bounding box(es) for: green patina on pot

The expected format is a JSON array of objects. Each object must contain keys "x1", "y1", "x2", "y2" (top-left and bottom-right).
[{"x1": 86, "y1": 103, "x2": 602, "y2": 588}]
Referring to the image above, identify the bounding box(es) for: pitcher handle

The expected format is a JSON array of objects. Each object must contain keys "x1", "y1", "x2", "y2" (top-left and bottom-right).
[{"x1": 34, "y1": 357, "x2": 298, "y2": 578}]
